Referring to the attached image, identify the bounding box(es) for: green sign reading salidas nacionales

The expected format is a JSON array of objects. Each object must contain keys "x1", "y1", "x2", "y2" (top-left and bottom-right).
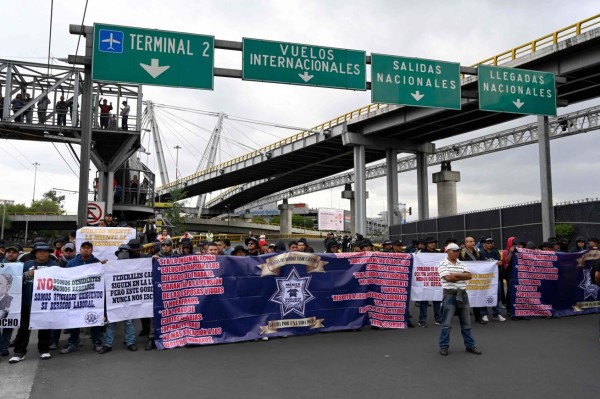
[{"x1": 478, "y1": 64, "x2": 556, "y2": 116}]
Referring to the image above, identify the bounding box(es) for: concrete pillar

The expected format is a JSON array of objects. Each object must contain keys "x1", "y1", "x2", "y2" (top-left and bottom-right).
[
  {"x1": 278, "y1": 199, "x2": 293, "y2": 235},
  {"x1": 386, "y1": 149, "x2": 400, "y2": 226},
  {"x1": 341, "y1": 184, "x2": 355, "y2": 236},
  {"x1": 416, "y1": 152, "x2": 429, "y2": 220},
  {"x1": 98, "y1": 170, "x2": 114, "y2": 214},
  {"x1": 353, "y1": 145, "x2": 367, "y2": 235},
  {"x1": 538, "y1": 115, "x2": 555, "y2": 239},
  {"x1": 432, "y1": 162, "x2": 460, "y2": 217}
]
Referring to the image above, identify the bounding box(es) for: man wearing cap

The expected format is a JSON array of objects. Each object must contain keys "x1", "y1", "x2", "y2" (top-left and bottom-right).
[
  {"x1": 438, "y1": 243, "x2": 482, "y2": 356},
  {"x1": 60, "y1": 241, "x2": 106, "y2": 355},
  {"x1": 392, "y1": 240, "x2": 405, "y2": 253},
  {"x1": 359, "y1": 239, "x2": 373, "y2": 252},
  {"x1": 246, "y1": 237, "x2": 260, "y2": 256},
  {"x1": 9, "y1": 242, "x2": 58, "y2": 363},
  {"x1": 104, "y1": 213, "x2": 118, "y2": 227},
  {"x1": 417, "y1": 237, "x2": 442, "y2": 327},
  {"x1": 258, "y1": 240, "x2": 270, "y2": 255},
  {"x1": 58, "y1": 242, "x2": 77, "y2": 267},
  {"x1": 380, "y1": 240, "x2": 393, "y2": 253},
  {"x1": 232, "y1": 245, "x2": 247, "y2": 256}
]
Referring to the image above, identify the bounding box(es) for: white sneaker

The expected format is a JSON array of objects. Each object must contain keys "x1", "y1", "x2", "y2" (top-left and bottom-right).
[
  {"x1": 493, "y1": 315, "x2": 507, "y2": 322},
  {"x1": 481, "y1": 315, "x2": 489, "y2": 323},
  {"x1": 39, "y1": 353, "x2": 52, "y2": 360},
  {"x1": 9, "y1": 354, "x2": 25, "y2": 363}
]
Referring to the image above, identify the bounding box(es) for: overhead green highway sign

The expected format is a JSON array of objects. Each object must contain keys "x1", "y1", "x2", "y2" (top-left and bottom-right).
[
  {"x1": 93, "y1": 23, "x2": 214, "y2": 90},
  {"x1": 242, "y1": 38, "x2": 366, "y2": 90},
  {"x1": 478, "y1": 64, "x2": 556, "y2": 116},
  {"x1": 371, "y1": 54, "x2": 461, "y2": 110}
]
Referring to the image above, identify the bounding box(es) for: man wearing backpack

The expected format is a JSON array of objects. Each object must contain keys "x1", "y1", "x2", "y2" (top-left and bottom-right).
[{"x1": 143, "y1": 218, "x2": 157, "y2": 244}]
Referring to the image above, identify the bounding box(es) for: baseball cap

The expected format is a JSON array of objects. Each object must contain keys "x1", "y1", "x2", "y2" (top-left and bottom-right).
[
  {"x1": 80, "y1": 241, "x2": 94, "y2": 248},
  {"x1": 446, "y1": 243, "x2": 460, "y2": 251}
]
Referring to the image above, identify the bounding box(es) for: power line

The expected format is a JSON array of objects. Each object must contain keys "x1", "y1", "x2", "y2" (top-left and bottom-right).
[{"x1": 51, "y1": 142, "x2": 79, "y2": 178}]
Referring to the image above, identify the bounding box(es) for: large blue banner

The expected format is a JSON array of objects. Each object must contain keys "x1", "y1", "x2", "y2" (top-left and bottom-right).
[
  {"x1": 152, "y1": 251, "x2": 412, "y2": 349},
  {"x1": 511, "y1": 248, "x2": 600, "y2": 317}
]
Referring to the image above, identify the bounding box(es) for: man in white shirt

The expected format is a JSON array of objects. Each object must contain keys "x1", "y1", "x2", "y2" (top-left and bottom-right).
[{"x1": 438, "y1": 243, "x2": 482, "y2": 356}]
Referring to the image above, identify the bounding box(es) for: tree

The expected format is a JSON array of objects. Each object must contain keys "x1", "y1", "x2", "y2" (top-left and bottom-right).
[{"x1": 160, "y1": 189, "x2": 186, "y2": 235}]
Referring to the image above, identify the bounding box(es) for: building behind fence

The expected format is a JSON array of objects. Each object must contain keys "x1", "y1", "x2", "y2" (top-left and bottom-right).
[{"x1": 389, "y1": 199, "x2": 600, "y2": 250}]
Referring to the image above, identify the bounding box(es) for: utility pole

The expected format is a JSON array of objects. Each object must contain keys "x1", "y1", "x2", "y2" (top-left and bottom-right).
[
  {"x1": 174, "y1": 145, "x2": 182, "y2": 180},
  {"x1": 32, "y1": 162, "x2": 40, "y2": 203}
]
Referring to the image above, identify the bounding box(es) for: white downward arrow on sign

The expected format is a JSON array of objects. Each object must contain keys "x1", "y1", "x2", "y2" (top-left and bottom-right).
[
  {"x1": 140, "y1": 59, "x2": 170, "y2": 79},
  {"x1": 513, "y1": 99, "x2": 525, "y2": 109},
  {"x1": 298, "y1": 71, "x2": 314, "y2": 82},
  {"x1": 411, "y1": 91, "x2": 425, "y2": 101}
]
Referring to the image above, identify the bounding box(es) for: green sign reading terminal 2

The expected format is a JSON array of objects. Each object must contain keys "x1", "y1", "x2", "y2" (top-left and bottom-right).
[
  {"x1": 92, "y1": 23, "x2": 214, "y2": 90},
  {"x1": 242, "y1": 38, "x2": 366, "y2": 90},
  {"x1": 478, "y1": 64, "x2": 556, "y2": 116}
]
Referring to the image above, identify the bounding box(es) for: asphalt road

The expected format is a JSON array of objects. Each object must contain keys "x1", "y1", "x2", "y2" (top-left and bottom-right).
[{"x1": 2, "y1": 311, "x2": 598, "y2": 399}]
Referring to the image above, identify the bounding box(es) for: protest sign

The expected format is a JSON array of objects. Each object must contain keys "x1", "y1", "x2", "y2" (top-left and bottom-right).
[
  {"x1": 104, "y1": 258, "x2": 153, "y2": 323},
  {"x1": 76, "y1": 226, "x2": 136, "y2": 261},
  {"x1": 30, "y1": 264, "x2": 104, "y2": 329},
  {"x1": 0, "y1": 262, "x2": 23, "y2": 329}
]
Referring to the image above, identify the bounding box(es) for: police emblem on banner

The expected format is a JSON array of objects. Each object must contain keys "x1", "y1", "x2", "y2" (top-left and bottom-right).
[{"x1": 270, "y1": 268, "x2": 314, "y2": 317}]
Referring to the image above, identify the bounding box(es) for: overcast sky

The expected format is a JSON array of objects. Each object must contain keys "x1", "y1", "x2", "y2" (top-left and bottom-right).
[{"x1": 1, "y1": 1, "x2": 599, "y2": 222}]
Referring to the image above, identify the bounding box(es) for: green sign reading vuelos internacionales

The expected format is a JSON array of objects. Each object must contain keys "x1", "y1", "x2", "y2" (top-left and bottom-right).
[
  {"x1": 242, "y1": 38, "x2": 366, "y2": 90},
  {"x1": 371, "y1": 54, "x2": 461, "y2": 110},
  {"x1": 92, "y1": 23, "x2": 214, "y2": 90},
  {"x1": 478, "y1": 64, "x2": 556, "y2": 116}
]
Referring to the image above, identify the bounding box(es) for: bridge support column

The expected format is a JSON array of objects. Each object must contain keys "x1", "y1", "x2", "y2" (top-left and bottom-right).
[
  {"x1": 386, "y1": 149, "x2": 400, "y2": 226},
  {"x1": 97, "y1": 170, "x2": 115, "y2": 215},
  {"x1": 278, "y1": 199, "x2": 293, "y2": 235},
  {"x1": 432, "y1": 161, "x2": 460, "y2": 217},
  {"x1": 416, "y1": 151, "x2": 429, "y2": 220},
  {"x1": 341, "y1": 184, "x2": 355, "y2": 236},
  {"x1": 538, "y1": 115, "x2": 555, "y2": 239},
  {"x1": 353, "y1": 145, "x2": 367, "y2": 236}
]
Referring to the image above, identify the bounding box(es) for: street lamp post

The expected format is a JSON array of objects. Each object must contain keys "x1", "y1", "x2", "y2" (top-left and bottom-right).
[
  {"x1": 32, "y1": 162, "x2": 40, "y2": 203},
  {"x1": 174, "y1": 145, "x2": 181, "y2": 180}
]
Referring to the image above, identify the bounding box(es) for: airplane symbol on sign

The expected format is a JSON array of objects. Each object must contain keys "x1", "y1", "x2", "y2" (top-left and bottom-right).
[
  {"x1": 101, "y1": 32, "x2": 121, "y2": 50},
  {"x1": 98, "y1": 29, "x2": 124, "y2": 53}
]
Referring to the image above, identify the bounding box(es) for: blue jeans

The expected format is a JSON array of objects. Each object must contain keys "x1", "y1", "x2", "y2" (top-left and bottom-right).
[
  {"x1": 439, "y1": 291, "x2": 476, "y2": 349},
  {"x1": 104, "y1": 320, "x2": 136, "y2": 348},
  {"x1": 1, "y1": 328, "x2": 13, "y2": 351},
  {"x1": 481, "y1": 278, "x2": 502, "y2": 317},
  {"x1": 67, "y1": 326, "x2": 102, "y2": 346},
  {"x1": 419, "y1": 301, "x2": 442, "y2": 323}
]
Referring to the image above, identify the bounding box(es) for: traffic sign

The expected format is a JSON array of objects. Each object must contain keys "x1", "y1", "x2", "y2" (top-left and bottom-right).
[
  {"x1": 87, "y1": 201, "x2": 105, "y2": 225},
  {"x1": 478, "y1": 64, "x2": 556, "y2": 116},
  {"x1": 242, "y1": 38, "x2": 366, "y2": 90},
  {"x1": 371, "y1": 54, "x2": 461, "y2": 110},
  {"x1": 92, "y1": 23, "x2": 214, "y2": 90}
]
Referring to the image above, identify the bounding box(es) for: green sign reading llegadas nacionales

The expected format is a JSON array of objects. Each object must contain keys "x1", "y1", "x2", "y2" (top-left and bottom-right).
[
  {"x1": 478, "y1": 64, "x2": 556, "y2": 116},
  {"x1": 371, "y1": 54, "x2": 461, "y2": 110},
  {"x1": 242, "y1": 38, "x2": 366, "y2": 90}
]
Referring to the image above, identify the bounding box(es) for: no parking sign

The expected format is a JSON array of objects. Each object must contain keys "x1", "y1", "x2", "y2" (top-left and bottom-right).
[{"x1": 87, "y1": 201, "x2": 105, "y2": 225}]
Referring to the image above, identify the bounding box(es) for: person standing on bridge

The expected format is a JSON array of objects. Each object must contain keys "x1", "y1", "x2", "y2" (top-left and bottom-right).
[
  {"x1": 120, "y1": 101, "x2": 130, "y2": 131},
  {"x1": 11, "y1": 94, "x2": 24, "y2": 123},
  {"x1": 55, "y1": 96, "x2": 67, "y2": 127},
  {"x1": 9, "y1": 242, "x2": 58, "y2": 364},
  {"x1": 37, "y1": 94, "x2": 51, "y2": 124},
  {"x1": 98, "y1": 98, "x2": 113, "y2": 129},
  {"x1": 438, "y1": 243, "x2": 482, "y2": 356}
]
